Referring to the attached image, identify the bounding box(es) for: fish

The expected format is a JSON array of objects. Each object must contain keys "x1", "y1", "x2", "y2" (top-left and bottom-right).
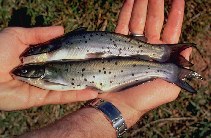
[
  {"x1": 11, "y1": 57, "x2": 202, "y2": 93},
  {"x1": 20, "y1": 27, "x2": 194, "y2": 67}
]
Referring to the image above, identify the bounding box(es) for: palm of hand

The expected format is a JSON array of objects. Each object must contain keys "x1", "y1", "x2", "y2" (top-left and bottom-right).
[
  {"x1": 0, "y1": 27, "x2": 98, "y2": 111},
  {"x1": 99, "y1": 0, "x2": 192, "y2": 127}
]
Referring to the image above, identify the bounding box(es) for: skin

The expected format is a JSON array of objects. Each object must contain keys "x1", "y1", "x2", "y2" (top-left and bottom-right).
[
  {"x1": 0, "y1": 27, "x2": 98, "y2": 111},
  {"x1": 0, "y1": 0, "x2": 192, "y2": 137}
]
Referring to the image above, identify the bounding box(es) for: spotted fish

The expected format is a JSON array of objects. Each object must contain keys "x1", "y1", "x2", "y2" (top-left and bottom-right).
[
  {"x1": 11, "y1": 58, "x2": 202, "y2": 93},
  {"x1": 20, "y1": 27, "x2": 194, "y2": 67}
]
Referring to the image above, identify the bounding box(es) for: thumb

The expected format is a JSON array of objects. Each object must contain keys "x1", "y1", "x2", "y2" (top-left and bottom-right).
[{"x1": 6, "y1": 26, "x2": 64, "y2": 45}]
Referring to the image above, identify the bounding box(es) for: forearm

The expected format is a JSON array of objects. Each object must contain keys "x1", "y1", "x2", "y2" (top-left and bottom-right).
[
  {"x1": 20, "y1": 108, "x2": 116, "y2": 138},
  {"x1": 19, "y1": 100, "x2": 142, "y2": 138}
]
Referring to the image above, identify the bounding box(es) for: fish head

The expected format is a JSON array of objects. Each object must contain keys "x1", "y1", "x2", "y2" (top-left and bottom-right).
[
  {"x1": 20, "y1": 36, "x2": 63, "y2": 58},
  {"x1": 11, "y1": 64, "x2": 45, "y2": 79}
]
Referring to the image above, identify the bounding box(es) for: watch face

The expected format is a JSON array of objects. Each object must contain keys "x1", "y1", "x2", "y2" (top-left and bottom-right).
[{"x1": 98, "y1": 102, "x2": 121, "y2": 121}]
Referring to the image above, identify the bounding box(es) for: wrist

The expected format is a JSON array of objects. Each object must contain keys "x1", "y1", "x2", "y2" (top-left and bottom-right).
[{"x1": 99, "y1": 97, "x2": 143, "y2": 128}]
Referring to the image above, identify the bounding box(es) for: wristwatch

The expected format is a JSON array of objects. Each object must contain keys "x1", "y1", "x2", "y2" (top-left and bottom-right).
[{"x1": 88, "y1": 98, "x2": 127, "y2": 137}]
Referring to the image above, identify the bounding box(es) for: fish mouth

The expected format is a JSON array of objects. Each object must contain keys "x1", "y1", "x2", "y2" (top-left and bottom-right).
[
  {"x1": 20, "y1": 46, "x2": 34, "y2": 58},
  {"x1": 10, "y1": 64, "x2": 24, "y2": 77}
]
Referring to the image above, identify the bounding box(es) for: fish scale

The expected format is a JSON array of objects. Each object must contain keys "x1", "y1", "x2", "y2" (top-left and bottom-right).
[{"x1": 11, "y1": 58, "x2": 202, "y2": 93}]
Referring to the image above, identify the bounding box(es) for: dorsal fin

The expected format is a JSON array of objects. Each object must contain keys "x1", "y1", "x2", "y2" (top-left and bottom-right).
[{"x1": 72, "y1": 27, "x2": 87, "y2": 33}]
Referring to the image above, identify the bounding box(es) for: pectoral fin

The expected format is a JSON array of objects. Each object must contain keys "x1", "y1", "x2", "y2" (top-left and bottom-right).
[
  {"x1": 43, "y1": 78, "x2": 69, "y2": 86},
  {"x1": 86, "y1": 52, "x2": 105, "y2": 58}
]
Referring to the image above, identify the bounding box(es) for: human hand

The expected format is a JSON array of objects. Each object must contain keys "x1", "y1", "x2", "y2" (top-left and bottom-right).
[
  {"x1": 99, "y1": 0, "x2": 191, "y2": 127},
  {"x1": 0, "y1": 27, "x2": 98, "y2": 111}
]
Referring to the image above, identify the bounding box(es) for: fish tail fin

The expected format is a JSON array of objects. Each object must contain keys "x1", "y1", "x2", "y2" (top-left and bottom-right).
[
  {"x1": 167, "y1": 43, "x2": 196, "y2": 67},
  {"x1": 174, "y1": 68, "x2": 203, "y2": 93}
]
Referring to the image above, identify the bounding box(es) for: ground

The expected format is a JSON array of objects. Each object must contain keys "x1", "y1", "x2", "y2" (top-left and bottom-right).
[{"x1": 0, "y1": 0, "x2": 210, "y2": 137}]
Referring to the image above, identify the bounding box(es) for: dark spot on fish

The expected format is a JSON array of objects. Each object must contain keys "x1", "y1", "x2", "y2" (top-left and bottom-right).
[
  {"x1": 109, "y1": 71, "x2": 111, "y2": 74},
  {"x1": 132, "y1": 64, "x2": 137, "y2": 67},
  {"x1": 119, "y1": 48, "x2": 122, "y2": 51},
  {"x1": 84, "y1": 78, "x2": 87, "y2": 81},
  {"x1": 115, "y1": 61, "x2": 118, "y2": 65},
  {"x1": 87, "y1": 50, "x2": 89, "y2": 52},
  {"x1": 138, "y1": 45, "x2": 142, "y2": 48},
  {"x1": 83, "y1": 36, "x2": 85, "y2": 38},
  {"x1": 96, "y1": 33, "x2": 98, "y2": 35},
  {"x1": 141, "y1": 50, "x2": 143, "y2": 52},
  {"x1": 110, "y1": 38, "x2": 112, "y2": 41},
  {"x1": 73, "y1": 87, "x2": 75, "y2": 88},
  {"x1": 107, "y1": 59, "x2": 111, "y2": 63},
  {"x1": 146, "y1": 72, "x2": 148, "y2": 73},
  {"x1": 82, "y1": 74, "x2": 84, "y2": 77},
  {"x1": 110, "y1": 81, "x2": 113, "y2": 83},
  {"x1": 114, "y1": 44, "x2": 117, "y2": 47},
  {"x1": 99, "y1": 70, "x2": 101, "y2": 73},
  {"x1": 71, "y1": 82, "x2": 74, "y2": 85},
  {"x1": 148, "y1": 67, "x2": 150, "y2": 69},
  {"x1": 125, "y1": 40, "x2": 127, "y2": 42},
  {"x1": 121, "y1": 70, "x2": 123, "y2": 72},
  {"x1": 101, "y1": 34, "x2": 103, "y2": 36},
  {"x1": 103, "y1": 67, "x2": 105, "y2": 70},
  {"x1": 157, "y1": 70, "x2": 160, "y2": 72},
  {"x1": 82, "y1": 68, "x2": 85, "y2": 72},
  {"x1": 90, "y1": 34, "x2": 93, "y2": 37},
  {"x1": 85, "y1": 41, "x2": 87, "y2": 43},
  {"x1": 153, "y1": 53, "x2": 156, "y2": 56},
  {"x1": 77, "y1": 84, "x2": 81, "y2": 86},
  {"x1": 72, "y1": 78, "x2": 74, "y2": 81},
  {"x1": 93, "y1": 76, "x2": 95, "y2": 78},
  {"x1": 92, "y1": 81, "x2": 94, "y2": 83},
  {"x1": 100, "y1": 83, "x2": 102, "y2": 86},
  {"x1": 77, "y1": 71, "x2": 80, "y2": 73},
  {"x1": 114, "y1": 75, "x2": 117, "y2": 78},
  {"x1": 132, "y1": 73, "x2": 134, "y2": 76},
  {"x1": 104, "y1": 71, "x2": 106, "y2": 74}
]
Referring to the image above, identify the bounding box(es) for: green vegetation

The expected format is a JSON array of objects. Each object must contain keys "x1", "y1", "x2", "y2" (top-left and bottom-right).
[{"x1": 0, "y1": 0, "x2": 210, "y2": 137}]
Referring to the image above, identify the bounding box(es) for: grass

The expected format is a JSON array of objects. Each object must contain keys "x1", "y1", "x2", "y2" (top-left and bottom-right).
[{"x1": 0, "y1": 0, "x2": 210, "y2": 137}]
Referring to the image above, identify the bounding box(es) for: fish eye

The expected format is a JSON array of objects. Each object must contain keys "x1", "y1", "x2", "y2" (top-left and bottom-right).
[
  {"x1": 21, "y1": 69, "x2": 28, "y2": 74},
  {"x1": 29, "y1": 48, "x2": 34, "y2": 52}
]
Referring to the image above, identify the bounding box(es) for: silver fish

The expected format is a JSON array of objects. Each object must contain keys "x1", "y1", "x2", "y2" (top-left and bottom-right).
[
  {"x1": 11, "y1": 58, "x2": 202, "y2": 93},
  {"x1": 20, "y1": 27, "x2": 194, "y2": 67}
]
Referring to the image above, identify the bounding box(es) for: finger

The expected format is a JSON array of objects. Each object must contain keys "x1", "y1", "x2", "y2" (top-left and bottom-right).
[
  {"x1": 115, "y1": 0, "x2": 134, "y2": 35},
  {"x1": 9, "y1": 26, "x2": 64, "y2": 45},
  {"x1": 129, "y1": 0, "x2": 148, "y2": 35},
  {"x1": 145, "y1": 0, "x2": 164, "y2": 42},
  {"x1": 162, "y1": 0, "x2": 185, "y2": 43}
]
